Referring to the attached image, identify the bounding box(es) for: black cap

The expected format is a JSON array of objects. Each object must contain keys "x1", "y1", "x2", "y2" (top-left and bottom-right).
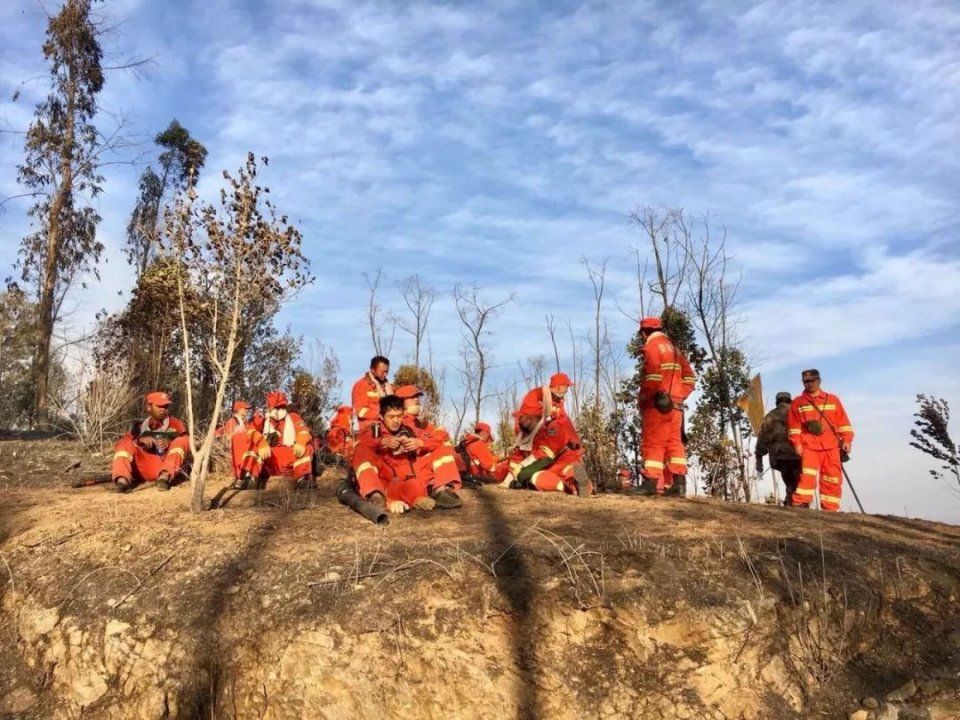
[
  {"x1": 775, "y1": 392, "x2": 792, "y2": 404},
  {"x1": 801, "y1": 368, "x2": 820, "y2": 379}
]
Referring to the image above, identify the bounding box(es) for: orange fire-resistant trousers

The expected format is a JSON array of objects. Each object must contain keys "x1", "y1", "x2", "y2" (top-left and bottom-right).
[
  {"x1": 231, "y1": 432, "x2": 313, "y2": 481},
  {"x1": 355, "y1": 445, "x2": 461, "y2": 506},
  {"x1": 112, "y1": 435, "x2": 190, "y2": 483},
  {"x1": 792, "y1": 447, "x2": 842, "y2": 511},
  {"x1": 530, "y1": 448, "x2": 583, "y2": 494},
  {"x1": 640, "y1": 406, "x2": 687, "y2": 485}
]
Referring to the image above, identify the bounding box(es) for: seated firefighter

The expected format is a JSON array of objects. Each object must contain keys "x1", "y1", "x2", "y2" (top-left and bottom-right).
[
  {"x1": 496, "y1": 393, "x2": 592, "y2": 497},
  {"x1": 231, "y1": 391, "x2": 314, "y2": 490},
  {"x1": 113, "y1": 392, "x2": 191, "y2": 493},
  {"x1": 321, "y1": 405, "x2": 356, "y2": 464},
  {"x1": 351, "y1": 394, "x2": 463, "y2": 514},
  {"x1": 456, "y1": 422, "x2": 501, "y2": 482},
  {"x1": 755, "y1": 391, "x2": 802, "y2": 506},
  {"x1": 517, "y1": 371, "x2": 575, "y2": 430}
]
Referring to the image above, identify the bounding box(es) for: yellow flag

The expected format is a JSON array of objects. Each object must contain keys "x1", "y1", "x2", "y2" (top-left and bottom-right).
[{"x1": 737, "y1": 374, "x2": 765, "y2": 436}]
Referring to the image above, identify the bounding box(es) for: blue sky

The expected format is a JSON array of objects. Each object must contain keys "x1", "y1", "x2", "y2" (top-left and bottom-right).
[{"x1": 1, "y1": 0, "x2": 958, "y2": 521}]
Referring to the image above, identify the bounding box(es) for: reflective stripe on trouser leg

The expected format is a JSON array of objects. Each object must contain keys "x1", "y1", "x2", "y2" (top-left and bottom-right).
[
  {"x1": 354, "y1": 458, "x2": 387, "y2": 498},
  {"x1": 818, "y1": 447, "x2": 843, "y2": 511},
  {"x1": 792, "y1": 448, "x2": 824, "y2": 506},
  {"x1": 111, "y1": 434, "x2": 137, "y2": 481},
  {"x1": 425, "y1": 448, "x2": 461, "y2": 490}
]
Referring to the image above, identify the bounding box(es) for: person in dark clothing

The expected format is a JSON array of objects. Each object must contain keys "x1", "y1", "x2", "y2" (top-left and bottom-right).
[{"x1": 755, "y1": 392, "x2": 802, "y2": 506}]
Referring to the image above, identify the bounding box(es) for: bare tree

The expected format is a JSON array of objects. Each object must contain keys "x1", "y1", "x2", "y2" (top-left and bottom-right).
[
  {"x1": 683, "y1": 215, "x2": 751, "y2": 500},
  {"x1": 583, "y1": 257, "x2": 608, "y2": 405},
  {"x1": 394, "y1": 274, "x2": 435, "y2": 369},
  {"x1": 453, "y1": 284, "x2": 513, "y2": 425},
  {"x1": 627, "y1": 206, "x2": 690, "y2": 314},
  {"x1": 545, "y1": 313, "x2": 561, "y2": 373},
  {"x1": 165, "y1": 154, "x2": 311, "y2": 512},
  {"x1": 363, "y1": 268, "x2": 395, "y2": 357}
]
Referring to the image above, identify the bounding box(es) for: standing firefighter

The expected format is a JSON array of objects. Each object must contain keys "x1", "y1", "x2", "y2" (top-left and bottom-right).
[
  {"x1": 756, "y1": 392, "x2": 803, "y2": 505},
  {"x1": 788, "y1": 369, "x2": 854, "y2": 511},
  {"x1": 634, "y1": 317, "x2": 697, "y2": 497},
  {"x1": 351, "y1": 355, "x2": 394, "y2": 429},
  {"x1": 113, "y1": 392, "x2": 191, "y2": 493}
]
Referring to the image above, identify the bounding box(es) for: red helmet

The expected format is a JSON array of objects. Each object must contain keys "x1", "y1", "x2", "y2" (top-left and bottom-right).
[
  {"x1": 266, "y1": 391, "x2": 289, "y2": 409},
  {"x1": 474, "y1": 422, "x2": 492, "y2": 435},
  {"x1": 640, "y1": 316, "x2": 662, "y2": 330},
  {"x1": 549, "y1": 372, "x2": 574, "y2": 387}
]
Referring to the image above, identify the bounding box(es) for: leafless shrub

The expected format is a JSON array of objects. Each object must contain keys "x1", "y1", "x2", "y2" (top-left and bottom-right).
[{"x1": 52, "y1": 359, "x2": 138, "y2": 450}]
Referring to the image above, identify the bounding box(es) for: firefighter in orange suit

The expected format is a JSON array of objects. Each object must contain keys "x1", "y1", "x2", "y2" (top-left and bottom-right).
[
  {"x1": 787, "y1": 369, "x2": 854, "y2": 511},
  {"x1": 232, "y1": 391, "x2": 315, "y2": 490},
  {"x1": 216, "y1": 400, "x2": 258, "y2": 484},
  {"x1": 518, "y1": 371, "x2": 575, "y2": 426},
  {"x1": 351, "y1": 355, "x2": 393, "y2": 428},
  {"x1": 457, "y1": 422, "x2": 500, "y2": 481},
  {"x1": 496, "y1": 395, "x2": 592, "y2": 496},
  {"x1": 633, "y1": 317, "x2": 697, "y2": 497},
  {"x1": 113, "y1": 392, "x2": 191, "y2": 493},
  {"x1": 352, "y1": 394, "x2": 463, "y2": 513},
  {"x1": 324, "y1": 405, "x2": 356, "y2": 463}
]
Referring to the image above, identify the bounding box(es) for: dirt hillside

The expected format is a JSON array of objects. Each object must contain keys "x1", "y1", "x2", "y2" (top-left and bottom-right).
[{"x1": 1, "y1": 437, "x2": 959, "y2": 720}]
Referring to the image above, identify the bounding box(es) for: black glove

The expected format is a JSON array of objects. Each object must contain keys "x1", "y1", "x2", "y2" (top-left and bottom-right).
[{"x1": 756, "y1": 456, "x2": 764, "y2": 474}]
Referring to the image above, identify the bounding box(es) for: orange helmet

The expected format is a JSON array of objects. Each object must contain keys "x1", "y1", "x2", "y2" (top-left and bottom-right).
[{"x1": 266, "y1": 391, "x2": 289, "y2": 409}]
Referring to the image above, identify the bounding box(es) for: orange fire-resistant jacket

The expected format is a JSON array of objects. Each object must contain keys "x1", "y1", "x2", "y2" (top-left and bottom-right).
[
  {"x1": 787, "y1": 391, "x2": 854, "y2": 453},
  {"x1": 639, "y1": 331, "x2": 696, "y2": 408}
]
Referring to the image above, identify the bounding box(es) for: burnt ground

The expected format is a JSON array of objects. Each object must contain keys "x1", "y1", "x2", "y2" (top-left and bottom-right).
[{"x1": 1, "y1": 437, "x2": 959, "y2": 719}]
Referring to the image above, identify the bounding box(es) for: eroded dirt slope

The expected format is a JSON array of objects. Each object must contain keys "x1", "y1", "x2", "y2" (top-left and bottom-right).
[{"x1": 1, "y1": 438, "x2": 959, "y2": 719}]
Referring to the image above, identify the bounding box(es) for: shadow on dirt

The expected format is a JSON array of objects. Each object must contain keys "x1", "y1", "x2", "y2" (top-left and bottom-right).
[{"x1": 475, "y1": 488, "x2": 541, "y2": 720}]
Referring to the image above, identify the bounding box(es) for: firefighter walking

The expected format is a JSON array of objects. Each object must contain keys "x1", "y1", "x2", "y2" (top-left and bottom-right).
[{"x1": 788, "y1": 369, "x2": 854, "y2": 511}]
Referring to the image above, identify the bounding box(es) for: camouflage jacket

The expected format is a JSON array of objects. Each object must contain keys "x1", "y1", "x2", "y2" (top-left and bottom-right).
[{"x1": 755, "y1": 405, "x2": 798, "y2": 466}]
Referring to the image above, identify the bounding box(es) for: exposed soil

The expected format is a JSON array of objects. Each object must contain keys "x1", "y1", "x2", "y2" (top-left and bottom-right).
[{"x1": 1, "y1": 438, "x2": 959, "y2": 719}]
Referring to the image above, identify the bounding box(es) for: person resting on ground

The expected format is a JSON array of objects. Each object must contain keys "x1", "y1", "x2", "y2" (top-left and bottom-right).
[
  {"x1": 113, "y1": 392, "x2": 191, "y2": 494},
  {"x1": 351, "y1": 394, "x2": 463, "y2": 514}
]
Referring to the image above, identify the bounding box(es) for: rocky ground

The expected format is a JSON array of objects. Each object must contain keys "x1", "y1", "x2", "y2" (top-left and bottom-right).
[{"x1": 1, "y1": 437, "x2": 960, "y2": 719}]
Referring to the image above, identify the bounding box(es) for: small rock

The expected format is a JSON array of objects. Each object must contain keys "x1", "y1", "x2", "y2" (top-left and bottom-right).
[
  {"x1": 72, "y1": 673, "x2": 108, "y2": 707},
  {"x1": 886, "y1": 680, "x2": 918, "y2": 702},
  {"x1": 1, "y1": 687, "x2": 38, "y2": 713},
  {"x1": 323, "y1": 571, "x2": 341, "y2": 582},
  {"x1": 863, "y1": 698, "x2": 880, "y2": 709},
  {"x1": 121, "y1": 544, "x2": 132, "y2": 552},
  {"x1": 106, "y1": 598, "x2": 118, "y2": 608},
  {"x1": 226, "y1": 585, "x2": 240, "y2": 594},
  {"x1": 104, "y1": 620, "x2": 130, "y2": 637},
  {"x1": 849, "y1": 710, "x2": 869, "y2": 720}
]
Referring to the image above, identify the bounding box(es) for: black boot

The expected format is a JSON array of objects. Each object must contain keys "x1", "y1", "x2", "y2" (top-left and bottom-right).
[
  {"x1": 572, "y1": 463, "x2": 594, "y2": 497},
  {"x1": 431, "y1": 487, "x2": 463, "y2": 509},
  {"x1": 664, "y1": 475, "x2": 687, "y2": 497},
  {"x1": 156, "y1": 473, "x2": 170, "y2": 492},
  {"x1": 629, "y1": 477, "x2": 658, "y2": 496},
  {"x1": 232, "y1": 472, "x2": 251, "y2": 491},
  {"x1": 114, "y1": 477, "x2": 131, "y2": 494}
]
